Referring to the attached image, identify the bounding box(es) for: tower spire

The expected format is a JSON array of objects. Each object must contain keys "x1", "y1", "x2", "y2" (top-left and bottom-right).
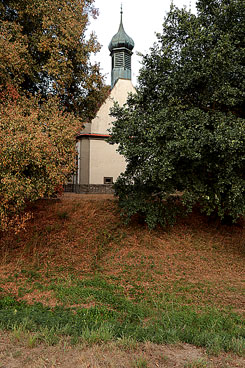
[
  {"x1": 108, "y1": 6, "x2": 134, "y2": 88},
  {"x1": 119, "y1": 4, "x2": 124, "y2": 30}
]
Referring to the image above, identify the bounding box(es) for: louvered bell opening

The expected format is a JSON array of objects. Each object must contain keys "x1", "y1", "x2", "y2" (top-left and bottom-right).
[
  {"x1": 125, "y1": 53, "x2": 131, "y2": 69},
  {"x1": 114, "y1": 51, "x2": 131, "y2": 70},
  {"x1": 114, "y1": 52, "x2": 124, "y2": 68}
]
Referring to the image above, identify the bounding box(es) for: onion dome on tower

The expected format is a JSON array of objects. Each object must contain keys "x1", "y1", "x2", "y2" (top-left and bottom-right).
[{"x1": 108, "y1": 6, "x2": 134, "y2": 88}]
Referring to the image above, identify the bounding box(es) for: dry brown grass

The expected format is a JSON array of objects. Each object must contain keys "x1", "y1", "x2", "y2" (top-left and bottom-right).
[
  {"x1": 0, "y1": 331, "x2": 244, "y2": 368},
  {"x1": 0, "y1": 193, "x2": 244, "y2": 312}
]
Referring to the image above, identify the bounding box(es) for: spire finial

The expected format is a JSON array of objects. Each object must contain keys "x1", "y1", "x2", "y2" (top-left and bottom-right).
[
  {"x1": 119, "y1": 3, "x2": 123, "y2": 28},
  {"x1": 120, "y1": 3, "x2": 123, "y2": 23}
]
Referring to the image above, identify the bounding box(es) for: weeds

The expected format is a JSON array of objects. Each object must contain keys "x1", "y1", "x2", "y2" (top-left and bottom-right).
[
  {"x1": 132, "y1": 356, "x2": 148, "y2": 368},
  {"x1": 184, "y1": 358, "x2": 210, "y2": 367},
  {"x1": 12, "y1": 324, "x2": 24, "y2": 342},
  {"x1": 27, "y1": 333, "x2": 39, "y2": 348},
  {"x1": 57, "y1": 211, "x2": 69, "y2": 220},
  {"x1": 116, "y1": 335, "x2": 139, "y2": 351},
  {"x1": 38, "y1": 327, "x2": 59, "y2": 346},
  {"x1": 91, "y1": 228, "x2": 125, "y2": 269},
  {"x1": 80, "y1": 323, "x2": 114, "y2": 344}
]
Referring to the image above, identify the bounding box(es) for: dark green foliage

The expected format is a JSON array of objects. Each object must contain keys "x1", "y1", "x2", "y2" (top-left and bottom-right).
[{"x1": 109, "y1": 0, "x2": 245, "y2": 228}]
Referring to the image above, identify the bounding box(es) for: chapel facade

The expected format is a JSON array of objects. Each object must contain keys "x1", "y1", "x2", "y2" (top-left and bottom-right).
[{"x1": 73, "y1": 8, "x2": 135, "y2": 192}]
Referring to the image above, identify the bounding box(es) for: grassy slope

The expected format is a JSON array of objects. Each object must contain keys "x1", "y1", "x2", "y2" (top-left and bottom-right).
[{"x1": 0, "y1": 194, "x2": 244, "y2": 358}]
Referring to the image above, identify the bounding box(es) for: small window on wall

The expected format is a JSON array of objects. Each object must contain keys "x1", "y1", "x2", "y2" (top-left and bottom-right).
[{"x1": 104, "y1": 177, "x2": 113, "y2": 184}]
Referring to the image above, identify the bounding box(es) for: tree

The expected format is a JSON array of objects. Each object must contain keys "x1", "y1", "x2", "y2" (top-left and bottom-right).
[
  {"x1": 109, "y1": 0, "x2": 245, "y2": 228},
  {"x1": 0, "y1": 0, "x2": 107, "y2": 232},
  {"x1": 0, "y1": 0, "x2": 107, "y2": 120},
  {"x1": 0, "y1": 88, "x2": 80, "y2": 232}
]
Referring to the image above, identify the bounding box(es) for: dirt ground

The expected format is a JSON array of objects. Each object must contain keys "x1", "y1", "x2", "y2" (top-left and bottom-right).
[
  {"x1": 0, "y1": 332, "x2": 244, "y2": 368},
  {"x1": 63, "y1": 193, "x2": 115, "y2": 200}
]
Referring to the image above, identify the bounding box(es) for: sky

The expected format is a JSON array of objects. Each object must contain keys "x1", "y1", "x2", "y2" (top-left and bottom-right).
[{"x1": 88, "y1": 0, "x2": 196, "y2": 86}]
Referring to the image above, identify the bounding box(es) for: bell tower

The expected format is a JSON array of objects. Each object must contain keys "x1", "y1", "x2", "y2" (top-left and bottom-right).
[{"x1": 108, "y1": 6, "x2": 134, "y2": 88}]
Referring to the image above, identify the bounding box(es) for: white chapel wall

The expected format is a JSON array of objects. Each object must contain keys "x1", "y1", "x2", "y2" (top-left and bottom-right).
[
  {"x1": 89, "y1": 139, "x2": 126, "y2": 184},
  {"x1": 83, "y1": 79, "x2": 135, "y2": 135}
]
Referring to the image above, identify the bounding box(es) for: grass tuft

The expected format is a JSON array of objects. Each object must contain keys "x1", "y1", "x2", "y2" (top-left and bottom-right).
[
  {"x1": 184, "y1": 358, "x2": 210, "y2": 367},
  {"x1": 132, "y1": 356, "x2": 149, "y2": 368}
]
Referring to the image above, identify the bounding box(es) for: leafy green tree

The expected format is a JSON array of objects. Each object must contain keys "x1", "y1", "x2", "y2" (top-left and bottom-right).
[
  {"x1": 0, "y1": 0, "x2": 107, "y2": 120},
  {"x1": 110, "y1": 0, "x2": 245, "y2": 228}
]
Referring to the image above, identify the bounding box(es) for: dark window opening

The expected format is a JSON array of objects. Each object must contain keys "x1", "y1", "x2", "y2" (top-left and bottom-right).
[{"x1": 104, "y1": 177, "x2": 113, "y2": 184}]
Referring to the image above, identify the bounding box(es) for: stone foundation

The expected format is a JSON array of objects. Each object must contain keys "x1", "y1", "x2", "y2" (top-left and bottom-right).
[{"x1": 64, "y1": 184, "x2": 114, "y2": 194}]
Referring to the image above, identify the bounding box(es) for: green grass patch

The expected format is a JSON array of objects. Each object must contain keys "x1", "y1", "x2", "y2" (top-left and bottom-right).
[{"x1": 0, "y1": 275, "x2": 244, "y2": 355}]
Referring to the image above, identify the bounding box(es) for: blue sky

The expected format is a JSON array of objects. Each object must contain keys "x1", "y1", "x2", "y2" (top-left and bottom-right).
[{"x1": 89, "y1": 0, "x2": 196, "y2": 85}]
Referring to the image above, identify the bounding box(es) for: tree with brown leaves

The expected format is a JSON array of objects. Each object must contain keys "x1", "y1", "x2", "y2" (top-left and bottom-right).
[{"x1": 0, "y1": 0, "x2": 107, "y2": 231}]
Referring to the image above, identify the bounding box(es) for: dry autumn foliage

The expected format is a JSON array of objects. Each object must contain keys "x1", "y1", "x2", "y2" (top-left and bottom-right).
[
  {"x1": 0, "y1": 0, "x2": 108, "y2": 120},
  {"x1": 0, "y1": 87, "x2": 80, "y2": 232},
  {"x1": 0, "y1": 0, "x2": 108, "y2": 232}
]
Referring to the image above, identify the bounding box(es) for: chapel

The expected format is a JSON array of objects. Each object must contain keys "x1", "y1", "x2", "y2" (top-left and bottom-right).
[{"x1": 73, "y1": 8, "x2": 135, "y2": 192}]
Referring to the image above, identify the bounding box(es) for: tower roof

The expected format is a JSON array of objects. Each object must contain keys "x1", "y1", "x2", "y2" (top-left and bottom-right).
[{"x1": 108, "y1": 7, "x2": 134, "y2": 52}]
